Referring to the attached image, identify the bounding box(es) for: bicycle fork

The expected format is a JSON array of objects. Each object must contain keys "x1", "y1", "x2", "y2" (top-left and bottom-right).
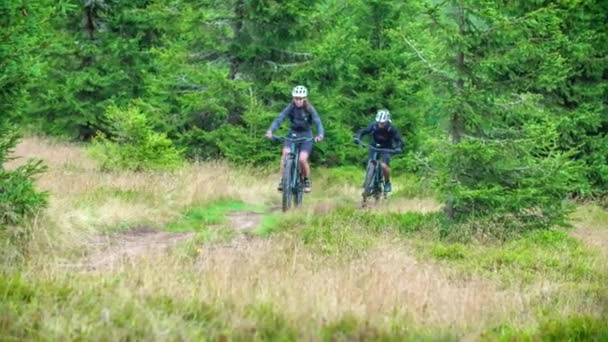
[{"x1": 287, "y1": 152, "x2": 304, "y2": 192}]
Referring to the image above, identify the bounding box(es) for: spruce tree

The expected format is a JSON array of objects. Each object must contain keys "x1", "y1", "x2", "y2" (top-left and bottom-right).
[
  {"x1": 411, "y1": 1, "x2": 582, "y2": 230},
  {"x1": 0, "y1": 1, "x2": 50, "y2": 226},
  {"x1": 24, "y1": 0, "x2": 160, "y2": 138}
]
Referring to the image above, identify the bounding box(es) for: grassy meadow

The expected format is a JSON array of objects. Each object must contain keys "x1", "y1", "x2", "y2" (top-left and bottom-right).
[{"x1": 1, "y1": 137, "x2": 607, "y2": 340}]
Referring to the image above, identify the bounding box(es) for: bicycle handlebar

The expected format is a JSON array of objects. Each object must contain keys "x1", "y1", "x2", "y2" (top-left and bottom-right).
[
  {"x1": 357, "y1": 141, "x2": 400, "y2": 154},
  {"x1": 271, "y1": 135, "x2": 314, "y2": 143}
]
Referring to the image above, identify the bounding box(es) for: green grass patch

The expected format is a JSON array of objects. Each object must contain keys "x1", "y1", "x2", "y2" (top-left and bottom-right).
[
  {"x1": 145, "y1": 294, "x2": 220, "y2": 327},
  {"x1": 2, "y1": 273, "x2": 459, "y2": 341},
  {"x1": 301, "y1": 218, "x2": 374, "y2": 255},
  {"x1": 317, "y1": 166, "x2": 434, "y2": 199},
  {"x1": 273, "y1": 206, "x2": 438, "y2": 238},
  {"x1": 390, "y1": 173, "x2": 435, "y2": 198},
  {"x1": 419, "y1": 230, "x2": 604, "y2": 283},
  {"x1": 164, "y1": 199, "x2": 271, "y2": 255},
  {"x1": 431, "y1": 243, "x2": 467, "y2": 260},
  {"x1": 238, "y1": 303, "x2": 298, "y2": 340},
  {"x1": 319, "y1": 165, "x2": 362, "y2": 185},
  {"x1": 321, "y1": 314, "x2": 458, "y2": 341},
  {"x1": 0, "y1": 274, "x2": 222, "y2": 340},
  {"x1": 254, "y1": 213, "x2": 281, "y2": 236},
  {"x1": 483, "y1": 315, "x2": 608, "y2": 341},
  {"x1": 166, "y1": 199, "x2": 266, "y2": 232},
  {"x1": 535, "y1": 315, "x2": 608, "y2": 341},
  {"x1": 259, "y1": 206, "x2": 439, "y2": 256}
]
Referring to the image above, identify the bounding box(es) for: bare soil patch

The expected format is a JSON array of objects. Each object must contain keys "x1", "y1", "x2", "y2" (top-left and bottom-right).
[
  {"x1": 570, "y1": 225, "x2": 608, "y2": 259},
  {"x1": 77, "y1": 211, "x2": 264, "y2": 270},
  {"x1": 226, "y1": 211, "x2": 263, "y2": 232},
  {"x1": 78, "y1": 226, "x2": 194, "y2": 271}
]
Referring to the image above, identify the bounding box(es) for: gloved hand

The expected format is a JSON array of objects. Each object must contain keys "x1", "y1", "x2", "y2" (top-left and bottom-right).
[{"x1": 353, "y1": 137, "x2": 360, "y2": 145}]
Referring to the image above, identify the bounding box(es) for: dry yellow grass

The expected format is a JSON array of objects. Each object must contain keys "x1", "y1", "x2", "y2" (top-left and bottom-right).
[
  {"x1": 9, "y1": 136, "x2": 277, "y2": 265},
  {"x1": 192, "y1": 240, "x2": 529, "y2": 332},
  {"x1": 30, "y1": 238, "x2": 531, "y2": 338},
  {"x1": 307, "y1": 180, "x2": 442, "y2": 215},
  {"x1": 570, "y1": 205, "x2": 608, "y2": 260},
  {"x1": 12, "y1": 137, "x2": 518, "y2": 332},
  {"x1": 7, "y1": 137, "x2": 608, "y2": 339}
]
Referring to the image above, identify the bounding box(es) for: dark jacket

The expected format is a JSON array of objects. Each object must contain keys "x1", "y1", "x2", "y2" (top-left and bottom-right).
[
  {"x1": 356, "y1": 122, "x2": 404, "y2": 149},
  {"x1": 269, "y1": 102, "x2": 324, "y2": 137}
]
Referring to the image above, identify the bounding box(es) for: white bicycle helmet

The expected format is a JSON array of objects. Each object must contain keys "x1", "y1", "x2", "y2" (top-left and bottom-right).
[
  {"x1": 375, "y1": 109, "x2": 391, "y2": 123},
  {"x1": 291, "y1": 85, "x2": 308, "y2": 97}
]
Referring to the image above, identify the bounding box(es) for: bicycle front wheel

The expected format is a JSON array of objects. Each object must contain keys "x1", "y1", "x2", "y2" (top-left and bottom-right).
[
  {"x1": 282, "y1": 158, "x2": 294, "y2": 212},
  {"x1": 363, "y1": 161, "x2": 376, "y2": 198},
  {"x1": 295, "y1": 178, "x2": 304, "y2": 208},
  {"x1": 374, "y1": 170, "x2": 384, "y2": 202}
]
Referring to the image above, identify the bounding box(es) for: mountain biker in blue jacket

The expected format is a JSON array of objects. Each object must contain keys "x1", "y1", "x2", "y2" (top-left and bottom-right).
[
  {"x1": 265, "y1": 85, "x2": 324, "y2": 193},
  {"x1": 353, "y1": 109, "x2": 403, "y2": 193}
]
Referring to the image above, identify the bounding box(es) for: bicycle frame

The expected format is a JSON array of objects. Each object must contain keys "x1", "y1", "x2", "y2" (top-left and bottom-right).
[
  {"x1": 273, "y1": 134, "x2": 314, "y2": 211},
  {"x1": 358, "y1": 142, "x2": 398, "y2": 206}
]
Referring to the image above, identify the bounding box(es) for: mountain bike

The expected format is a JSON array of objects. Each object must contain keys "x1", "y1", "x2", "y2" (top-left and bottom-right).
[
  {"x1": 272, "y1": 134, "x2": 314, "y2": 212},
  {"x1": 357, "y1": 142, "x2": 399, "y2": 207}
]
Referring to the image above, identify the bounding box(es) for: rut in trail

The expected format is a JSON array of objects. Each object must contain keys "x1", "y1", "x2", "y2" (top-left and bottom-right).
[
  {"x1": 214, "y1": 211, "x2": 265, "y2": 248},
  {"x1": 79, "y1": 227, "x2": 194, "y2": 271},
  {"x1": 226, "y1": 211, "x2": 263, "y2": 232},
  {"x1": 77, "y1": 211, "x2": 265, "y2": 271},
  {"x1": 570, "y1": 223, "x2": 608, "y2": 259}
]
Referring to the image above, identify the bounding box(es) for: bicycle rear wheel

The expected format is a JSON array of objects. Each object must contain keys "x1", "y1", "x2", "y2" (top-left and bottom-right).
[{"x1": 282, "y1": 159, "x2": 294, "y2": 212}]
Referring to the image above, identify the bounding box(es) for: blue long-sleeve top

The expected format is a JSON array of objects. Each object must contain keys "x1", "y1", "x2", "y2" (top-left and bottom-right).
[{"x1": 269, "y1": 102, "x2": 324, "y2": 137}]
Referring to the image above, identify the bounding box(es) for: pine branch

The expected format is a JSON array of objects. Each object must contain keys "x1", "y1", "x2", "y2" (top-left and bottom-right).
[
  {"x1": 265, "y1": 60, "x2": 309, "y2": 70},
  {"x1": 189, "y1": 51, "x2": 225, "y2": 61},
  {"x1": 202, "y1": 18, "x2": 233, "y2": 26},
  {"x1": 414, "y1": 152, "x2": 438, "y2": 174},
  {"x1": 270, "y1": 48, "x2": 313, "y2": 60},
  {"x1": 495, "y1": 94, "x2": 530, "y2": 108},
  {"x1": 175, "y1": 75, "x2": 207, "y2": 92},
  {"x1": 401, "y1": 34, "x2": 454, "y2": 81}
]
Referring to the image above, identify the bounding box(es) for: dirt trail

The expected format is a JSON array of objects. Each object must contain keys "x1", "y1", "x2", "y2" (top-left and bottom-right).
[
  {"x1": 76, "y1": 211, "x2": 264, "y2": 271},
  {"x1": 216, "y1": 211, "x2": 264, "y2": 248},
  {"x1": 570, "y1": 224, "x2": 608, "y2": 259},
  {"x1": 226, "y1": 211, "x2": 263, "y2": 232},
  {"x1": 77, "y1": 227, "x2": 194, "y2": 271}
]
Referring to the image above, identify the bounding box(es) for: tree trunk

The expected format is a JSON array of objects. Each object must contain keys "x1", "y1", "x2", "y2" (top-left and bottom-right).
[
  {"x1": 445, "y1": 3, "x2": 466, "y2": 221},
  {"x1": 228, "y1": 0, "x2": 245, "y2": 80}
]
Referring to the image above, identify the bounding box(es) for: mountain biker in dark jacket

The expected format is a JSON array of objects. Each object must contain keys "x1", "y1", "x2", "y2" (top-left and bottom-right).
[
  {"x1": 265, "y1": 85, "x2": 324, "y2": 193},
  {"x1": 353, "y1": 109, "x2": 403, "y2": 193}
]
